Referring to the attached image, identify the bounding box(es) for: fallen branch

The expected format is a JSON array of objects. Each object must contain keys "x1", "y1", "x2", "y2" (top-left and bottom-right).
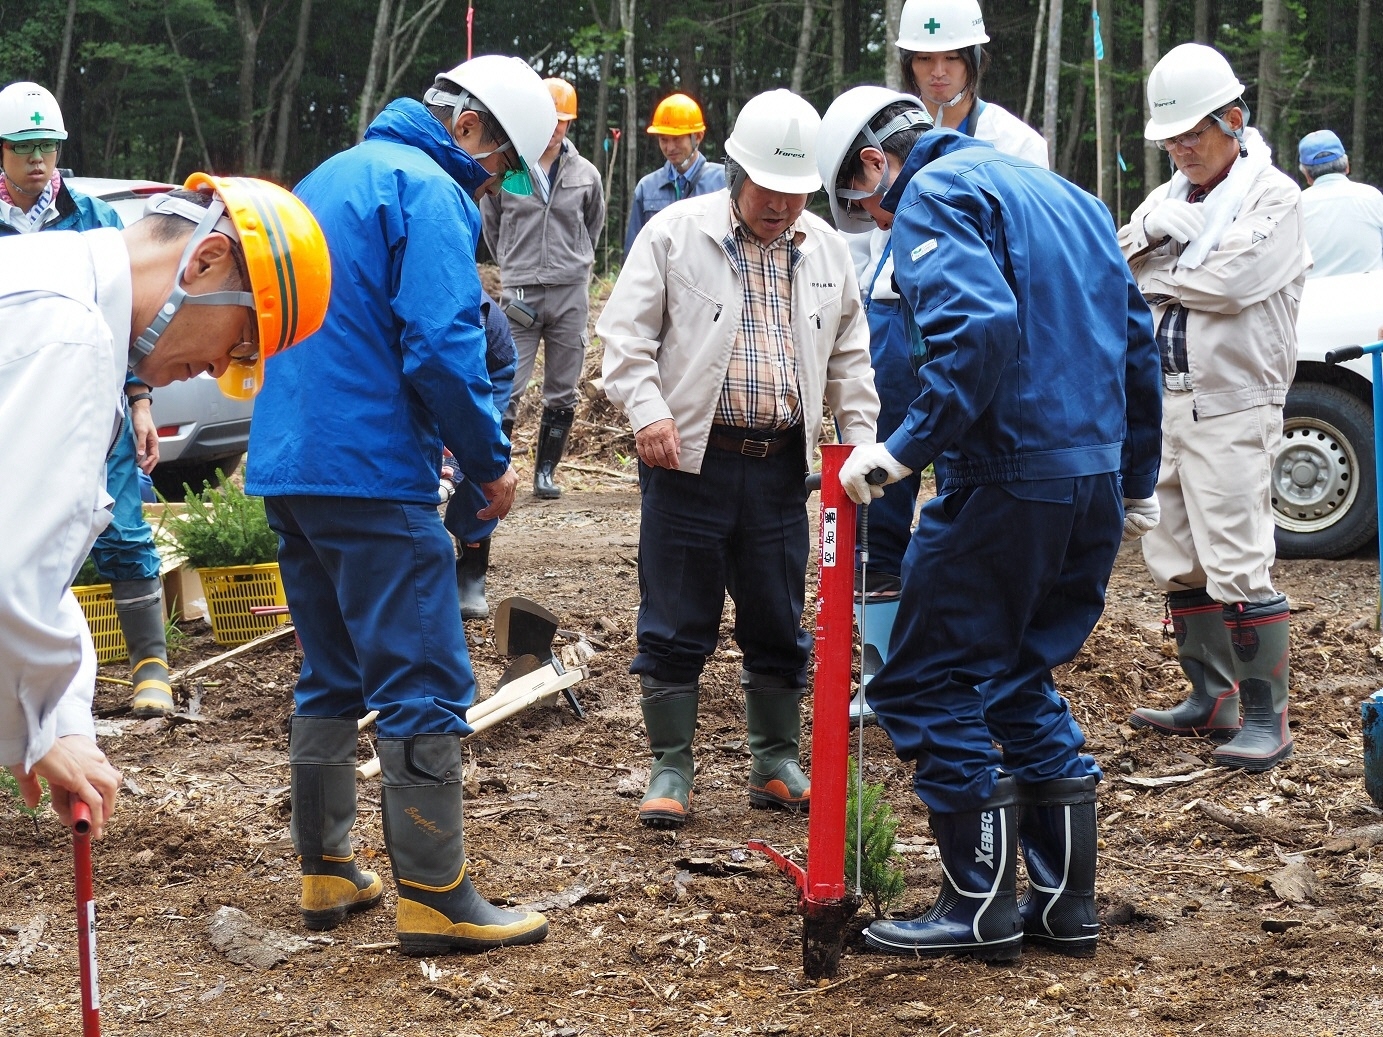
[
  {"x1": 778, "y1": 974, "x2": 860, "y2": 999},
  {"x1": 169, "y1": 625, "x2": 297, "y2": 686},
  {"x1": 561, "y1": 460, "x2": 638, "y2": 482},
  {"x1": 1322, "y1": 822, "x2": 1383, "y2": 854},
  {"x1": 1192, "y1": 799, "x2": 1309, "y2": 846}
]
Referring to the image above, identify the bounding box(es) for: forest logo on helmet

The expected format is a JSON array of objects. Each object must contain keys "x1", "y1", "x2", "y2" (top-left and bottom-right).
[
  {"x1": 1152, "y1": 97, "x2": 1177, "y2": 110},
  {"x1": 773, "y1": 119, "x2": 806, "y2": 160}
]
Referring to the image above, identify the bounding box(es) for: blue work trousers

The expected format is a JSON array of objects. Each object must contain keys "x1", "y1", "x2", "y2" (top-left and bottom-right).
[
  {"x1": 867, "y1": 473, "x2": 1120, "y2": 813},
  {"x1": 265, "y1": 495, "x2": 476, "y2": 737},
  {"x1": 632, "y1": 440, "x2": 812, "y2": 686},
  {"x1": 857, "y1": 299, "x2": 924, "y2": 578},
  {"x1": 91, "y1": 411, "x2": 161, "y2": 582}
]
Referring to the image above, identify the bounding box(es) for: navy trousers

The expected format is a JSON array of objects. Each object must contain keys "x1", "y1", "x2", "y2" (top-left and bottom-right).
[
  {"x1": 867, "y1": 473, "x2": 1120, "y2": 813},
  {"x1": 266, "y1": 495, "x2": 476, "y2": 738},
  {"x1": 632, "y1": 439, "x2": 812, "y2": 686},
  {"x1": 857, "y1": 299, "x2": 924, "y2": 578}
]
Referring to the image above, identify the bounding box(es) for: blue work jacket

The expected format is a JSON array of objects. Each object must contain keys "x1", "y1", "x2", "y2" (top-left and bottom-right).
[
  {"x1": 623, "y1": 152, "x2": 726, "y2": 256},
  {"x1": 882, "y1": 130, "x2": 1162, "y2": 499},
  {"x1": 246, "y1": 99, "x2": 508, "y2": 502},
  {"x1": 0, "y1": 183, "x2": 122, "y2": 237}
]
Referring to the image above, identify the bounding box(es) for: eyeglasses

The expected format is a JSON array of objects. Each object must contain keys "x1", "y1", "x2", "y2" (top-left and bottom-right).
[
  {"x1": 1155, "y1": 119, "x2": 1218, "y2": 152},
  {"x1": 4, "y1": 140, "x2": 61, "y2": 156},
  {"x1": 228, "y1": 316, "x2": 260, "y2": 365}
]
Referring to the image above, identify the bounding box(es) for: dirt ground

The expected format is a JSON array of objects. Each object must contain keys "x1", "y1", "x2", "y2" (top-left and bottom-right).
[{"x1": 5, "y1": 288, "x2": 1383, "y2": 1033}]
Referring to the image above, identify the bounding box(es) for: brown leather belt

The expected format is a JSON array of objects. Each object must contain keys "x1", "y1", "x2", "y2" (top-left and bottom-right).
[{"x1": 707, "y1": 425, "x2": 801, "y2": 458}]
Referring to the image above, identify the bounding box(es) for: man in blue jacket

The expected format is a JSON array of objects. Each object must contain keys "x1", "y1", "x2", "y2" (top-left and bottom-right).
[
  {"x1": 0, "y1": 80, "x2": 174, "y2": 720},
  {"x1": 246, "y1": 55, "x2": 556, "y2": 956},
  {"x1": 825, "y1": 91, "x2": 1163, "y2": 963}
]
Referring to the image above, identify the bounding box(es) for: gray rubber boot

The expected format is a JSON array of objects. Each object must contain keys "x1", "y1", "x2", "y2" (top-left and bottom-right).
[
  {"x1": 290, "y1": 716, "x2": 384, "y2": 930},
  {"x1": 638, "y1": 678, "x2": 699, "y2": 828},
  {"x1": 1214, "y1": 597, "x2": 1294, "y2": 771},
  {"x1": 455, "y1": 537, "x2": 491, "y2": 621},
  {"x1": 533, "y1": 406, "x2": 573, "y2": 500},
  {"x1": 1128, "y1": 588, "x2": 1239, "y2": 740},
  {"x1": 113, "y1": 578, "x2": 175, "y2": 717},
  {"x1": 1018, "y1": 775, "x2": 1100, "y2": 957},
  {"x1": 865, "y1": 777, "x2": 1023, "y2": 961},
  {"x1": 742, "y1": 670, "x2": 810, "y2": 813},
  {"x1": 379, "y1": 734, "x2": 548, "y2": 955}
]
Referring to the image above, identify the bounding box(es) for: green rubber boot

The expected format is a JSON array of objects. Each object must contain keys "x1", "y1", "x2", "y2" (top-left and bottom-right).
[
  {"x1": 638, "y1": 678, "x2": 699, "y2": 828},
  {"x1": 742, "y1": 670, "x2": 810, "y2": 813},
  {"x1": 114, "y1": 578, "x2": 175, "y2": 717},
  {"x1": 1215, "y1": 597, "x2": 1294, "y2": 772},
  {"x1": 380, "y1": 735, "x2": 548, "y2": 955},
  {"x1": 290, "y1": 715, "x2": 384, "y2": 930},
  {"x1": 1129, "y1": 588, "x2": 1239, "y2": 741}
]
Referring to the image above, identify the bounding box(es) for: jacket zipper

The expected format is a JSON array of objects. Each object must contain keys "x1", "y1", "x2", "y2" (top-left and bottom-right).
[{"x1": 713, "y1": 304, "x2": 723, "y2": 322}]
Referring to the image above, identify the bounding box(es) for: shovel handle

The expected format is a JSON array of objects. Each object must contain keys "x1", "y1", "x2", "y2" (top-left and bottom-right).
[{"x1": 805, "y1": 468, "x2": 887, "y2": 494}]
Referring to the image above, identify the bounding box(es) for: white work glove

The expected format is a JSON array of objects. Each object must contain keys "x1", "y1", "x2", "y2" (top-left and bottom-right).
[
  {"x1": 839, "y1": 444, "x2": 914, "y2": 505},
  {"x1": 1122, "y1": 497, "x2": 1160, "y2": 542},
  {"x1": 1143, "y1": 199, "x2": 1205, "y2": 245},
  {"x1": 438, "y1": 478, "x2": 456, "y2": 504}
]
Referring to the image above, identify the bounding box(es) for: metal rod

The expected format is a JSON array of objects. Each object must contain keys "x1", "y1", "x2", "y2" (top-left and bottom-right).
[{"x1": 72, "y1": 801, "x2": 100, "y2": 1037}]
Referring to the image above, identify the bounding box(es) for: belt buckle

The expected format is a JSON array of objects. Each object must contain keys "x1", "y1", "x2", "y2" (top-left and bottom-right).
[{"x1": 740, "y1": 438, "x2": 770, "y2": 458}]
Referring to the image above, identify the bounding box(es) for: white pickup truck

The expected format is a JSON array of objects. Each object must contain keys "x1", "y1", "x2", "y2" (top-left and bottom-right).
[{"x1": 1278, "y1": 269, "x2": 1383, "y2": 558}]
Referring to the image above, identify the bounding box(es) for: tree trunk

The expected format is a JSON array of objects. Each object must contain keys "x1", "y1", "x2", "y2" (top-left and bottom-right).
[
  {"x1": 233, "y1": 0, "x2": 265, "y2": 172},
  {"x1": 54, "y1": 0, "x2": 78, "y2": 107},
  {"x1": 1257, "y1": 0, "x2": 1283, "y2": 146},
  {"x1": 165, "y1": 12, "x2": 214, "y2": 171},
  {"x1": 1143, "y1": 0, "x2": 1162, "y2": 194},
  {"x1": 1023, "y1": 0, "x2": 1048, "y2": 125},
  {"x1": 884, "y1": 0, "x2": 904, "y2": 90},
  {"x1": 620, "y1": 0, "x2": 638, "y2": 234},
  {"x1": 271, "y1": 0, "x2": 314, "y2": 179},
  {"x1": 842, "y1": 0, "x2": 860, "y2": 75},
  {"x1": 790, "y1": 0, "x2": 816, "y2": 95},
  {"x1": 830, "y1": 0, "x2": 845, "y2": 96},
  {"x1": 358, "y1": 0, "x2": 395, "y2": 142},
  {"x1": 594, "y1": 0, "x2": 618, "y2": 186},
  {"x1": 1194, "y1": 0, "x2": 1210, "y2": 43},
  {"x1": 1059, "y1": 37, "x2": 1089, "y2": 179},
  {"x1": 1095, "y1": 0, "x2": 1113, "y2": 207},
  {"x1": 1042, "y1": 0, "x2": 1065, "y2": 167},
  {"x1": 1354, "y1": 0, "x2": 1370, "y2": 179},
  {"x1": 377, "y1": 0, "x2": 449, "y2": 108}
]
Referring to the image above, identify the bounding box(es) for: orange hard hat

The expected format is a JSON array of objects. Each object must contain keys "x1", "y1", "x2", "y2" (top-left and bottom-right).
[
  {"x1": 183, "y1": 173, "x2": 332, "y2": 400},
  {"x1": 545, "y1": 77, "x2": 578, "y2": 121},
  {"x1": 647, "y1": 93, "x2": 706, "y2": 135}
]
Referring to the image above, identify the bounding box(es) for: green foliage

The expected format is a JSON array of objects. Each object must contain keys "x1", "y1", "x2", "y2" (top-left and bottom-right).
[
  {"x1": 844, "y1": 755, "x2": 906, "y2": 919},
  {"x1": 73, "y1": 556, "x2": 103, "y2": 588},
  {"x1": 164, "y1": 472, "x2": 279, "y2": 569}
]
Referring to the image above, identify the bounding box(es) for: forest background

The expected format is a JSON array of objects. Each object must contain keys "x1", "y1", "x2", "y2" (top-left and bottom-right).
[{"x1": 1, "y1": 0, "x2": 1373, "y2": 263}]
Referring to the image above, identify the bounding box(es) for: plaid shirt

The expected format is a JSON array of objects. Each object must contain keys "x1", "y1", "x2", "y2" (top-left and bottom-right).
[
  {"x1": 714, "y1": 212, "x2": 805, "y2": 430},
  {"x1": 1154, "y1": 168, "x2": 1231, "y2": 375}
]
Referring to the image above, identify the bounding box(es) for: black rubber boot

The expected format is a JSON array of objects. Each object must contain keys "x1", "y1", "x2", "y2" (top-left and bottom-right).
[
  {"x1": 455, "y1": 537, "x2": 491, "y2": 621},
  {"x1": 1128, "y1": 588, "x2": 1239, "y2": 740},
  {"x1": 1018, "y1": 775, "x2": 1099, "y2": 957},
  {"x1": 1214, "y1": 597, "x2": 1294, "y2": 771},
  {"x1": 501, "y1": 417, "x2": 514, "y2": 439},
  {"x1": 742, "y1": 670, "x2": 810, "y2": 812},
  {"x1": 638, "y1": 678, "x2": 699, "y2": 828},
  {"x1": 380, "y1": 735, "x2": 548, "y2": 955},
  {"x1": 290, "y1": 716, "x2": 384, "y2": 930},
  {"x1": 533, "y1": 406, "x2": 573, "y2": 500},
  {"x1": 865, "y1": 778, "x2": 1023, "y2": 962},
  {"x1": 113, "y1": 578, "x2": 175, "y2": 717}
]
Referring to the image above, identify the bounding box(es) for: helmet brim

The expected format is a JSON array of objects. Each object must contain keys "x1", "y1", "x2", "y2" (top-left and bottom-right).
[{"x1": 2, "y1": 129, "x2": 68, "y2": 142}]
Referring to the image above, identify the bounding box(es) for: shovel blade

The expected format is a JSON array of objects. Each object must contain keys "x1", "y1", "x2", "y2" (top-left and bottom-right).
[{"x1": 494, "y1": 596, "x2": 560, "y2": 661}]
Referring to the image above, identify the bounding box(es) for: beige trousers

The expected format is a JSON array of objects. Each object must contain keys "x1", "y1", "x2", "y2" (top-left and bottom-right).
[{"x1": 1141, "y1": 392, "x2": 1282, "y2": 604}]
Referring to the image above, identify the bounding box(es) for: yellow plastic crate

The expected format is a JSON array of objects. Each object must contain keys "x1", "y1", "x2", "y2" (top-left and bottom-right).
[
  {"x1": 198, "y1": 563, "x2": 289, "y2": 646},
  {"x1": 73, "y1": 584, "x2": 128, "y2": 664}
]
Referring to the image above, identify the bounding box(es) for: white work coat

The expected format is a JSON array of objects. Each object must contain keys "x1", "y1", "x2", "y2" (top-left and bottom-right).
[
  {"x1": 1300, "y1": 173, "x2": 1383, "y2": 278},
  {"x1": 0, "y1": 228, "x2": 129, "y2": 770},
  {"x1": 599, "y1": 190, "x2": 878, "y2": 475}
]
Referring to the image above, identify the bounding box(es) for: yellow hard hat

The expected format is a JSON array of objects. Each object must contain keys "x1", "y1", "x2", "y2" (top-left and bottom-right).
[
  {"x1": 647, "y1": 93, "x2": 706, "y2": 135},
  {"x1": 545, "y1": 77, "x2": 578, "y2": 121},
  {"x1": 183, "y1": 173, "x2": 332, "y2": 400}
]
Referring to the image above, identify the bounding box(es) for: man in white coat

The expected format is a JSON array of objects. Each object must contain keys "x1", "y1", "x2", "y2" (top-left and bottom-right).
[
  {"x1": 0, "y1": 176, "x2": 331, "y2": 837},
  {"x1": 599, "y1": 89, "x2": 878, "y2": 829}
]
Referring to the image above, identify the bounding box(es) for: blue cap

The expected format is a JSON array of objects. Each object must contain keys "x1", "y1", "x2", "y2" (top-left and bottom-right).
[{"x1": 1298, "y1": 129, "x2": 1346, "y2": 167}]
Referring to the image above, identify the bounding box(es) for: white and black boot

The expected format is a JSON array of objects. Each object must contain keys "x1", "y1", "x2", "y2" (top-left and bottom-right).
[
  {"x1": 455, "y1": 537, "x2": 491, "y2": 621},
  {"x1": 1017, "y1": 775, "x2": 1099, "y2": 957},
  {"x1": 533, "y1": 407, "x2": 573, "y2": 500}
]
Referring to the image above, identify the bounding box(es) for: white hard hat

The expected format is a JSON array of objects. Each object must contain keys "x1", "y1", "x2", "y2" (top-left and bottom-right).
[
  {"x1": 817, "y1": 86, "x2": 930, "y2": 233},
  {"x1": 429, "y1": 55, "x2": 558, "y2": 194},
  {"x1": 896, "y1": 0, "x2": 989, "y2": 52},
  {"x1": 724, "y1": 89, "x2": 823, "y2": 194},
  {"x1": 1144, "y1": 43, "x2": 1245, "y2": 140},
  {"x1": 0, "y1": 81, "x2": 67, "y2": 142}
]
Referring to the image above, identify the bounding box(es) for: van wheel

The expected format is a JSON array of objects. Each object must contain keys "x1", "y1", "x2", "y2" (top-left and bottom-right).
[{"x1": 1272, "y1": 382, "x2": 1376, "y2": 559}]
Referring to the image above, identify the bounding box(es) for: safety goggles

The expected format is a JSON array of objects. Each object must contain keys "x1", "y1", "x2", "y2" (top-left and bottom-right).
[{"x1": 4, "y1": 139, "x2": 61, "y2": 155}]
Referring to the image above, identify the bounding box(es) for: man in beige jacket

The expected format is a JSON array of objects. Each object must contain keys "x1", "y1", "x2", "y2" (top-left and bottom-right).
[
  {"x1": 598, "y1": 89, "x2": 878, "y2": 828},
  {"x1": 1119, "y1": 43, "x2": 1310, "y2": 772}
]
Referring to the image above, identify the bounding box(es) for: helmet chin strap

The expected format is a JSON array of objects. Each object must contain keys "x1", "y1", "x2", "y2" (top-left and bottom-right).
[{"x1": 129, "y1": 197, "x2": 254, "y2": 365}]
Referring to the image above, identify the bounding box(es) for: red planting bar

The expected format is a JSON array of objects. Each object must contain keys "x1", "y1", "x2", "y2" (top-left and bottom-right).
[{"x1": 72, "y1": 801, "x2": 101, "y2": 1036}]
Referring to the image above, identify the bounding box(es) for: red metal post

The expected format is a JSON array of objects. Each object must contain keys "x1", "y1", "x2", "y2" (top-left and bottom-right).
[
  {"x1": 72, "y1": 801, "x2": 101, "y2": 1037},
  {"x1": 804, "y1": 443, "x2": 856, "y2": 903}
]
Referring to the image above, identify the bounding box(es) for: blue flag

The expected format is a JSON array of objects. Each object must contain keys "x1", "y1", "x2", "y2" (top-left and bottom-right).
[{"x1": 1093, "y1": 9, "x2": 1105, "y2": 61}]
